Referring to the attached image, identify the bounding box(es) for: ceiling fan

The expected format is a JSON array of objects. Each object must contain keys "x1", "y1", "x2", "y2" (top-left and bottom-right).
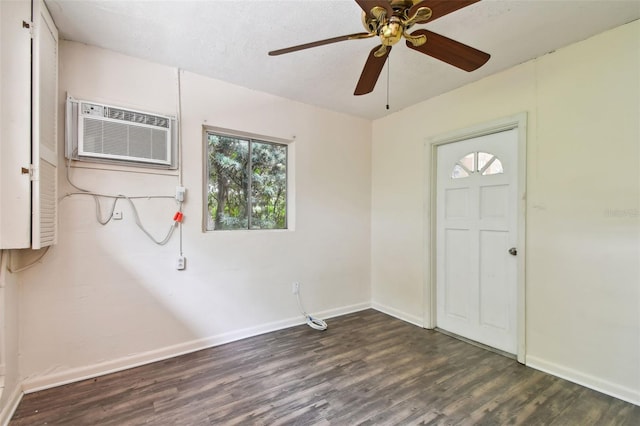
[{"x1": 268, "y1": 0, "x2": 490, "y2": 96}]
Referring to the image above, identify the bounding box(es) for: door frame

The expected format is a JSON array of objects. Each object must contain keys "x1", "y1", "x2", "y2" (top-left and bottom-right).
[{"x1": 423, "y1": 113, "x2": 527, "y2": 363}]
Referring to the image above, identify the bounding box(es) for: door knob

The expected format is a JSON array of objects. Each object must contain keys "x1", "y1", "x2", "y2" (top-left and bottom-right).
[{"x1": 508, "y1": 247, "x2": 517, "y2": 256}]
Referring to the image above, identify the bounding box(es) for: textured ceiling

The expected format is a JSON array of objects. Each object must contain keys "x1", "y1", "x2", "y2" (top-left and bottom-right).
[{"x1": 46, "y1": 0, "x2": 640, "y2": 120}]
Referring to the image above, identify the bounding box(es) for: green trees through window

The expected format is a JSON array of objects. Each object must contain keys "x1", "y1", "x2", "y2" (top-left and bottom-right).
[{"x1": 206, "y1": 133, "x2": 287, "y2": 230}]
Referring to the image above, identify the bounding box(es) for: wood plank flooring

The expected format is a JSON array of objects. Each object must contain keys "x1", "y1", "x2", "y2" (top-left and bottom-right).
[{"x1": 10, "y1": 310, "x2": 640, "y2": 425}]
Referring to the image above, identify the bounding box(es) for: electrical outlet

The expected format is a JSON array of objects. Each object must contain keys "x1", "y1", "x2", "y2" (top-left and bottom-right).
[
  {"x1": 176, "y1": 256, "x2": 186, "y2": 270},
  {"x1": 176, "y1": 186, "x2": 186, "y2": 202},
  {"x1": 113, "y1": 211, "x2": 123, "y2": 220},
  {"x1": 292, "y1": 282, "x2": 299, "y2": 295}
]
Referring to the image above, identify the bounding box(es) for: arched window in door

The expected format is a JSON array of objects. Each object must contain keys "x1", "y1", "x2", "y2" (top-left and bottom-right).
[{"x1": 451, "y1": 151, "x2": 503, "y2": 179}]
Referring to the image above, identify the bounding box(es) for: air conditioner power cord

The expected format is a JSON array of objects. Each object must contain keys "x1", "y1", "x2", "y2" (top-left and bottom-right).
[{"x1": 295, "y1": 283, "x2": 327, "y2": 331}]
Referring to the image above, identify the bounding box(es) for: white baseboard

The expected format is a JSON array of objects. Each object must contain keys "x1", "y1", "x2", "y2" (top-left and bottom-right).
[
  {"x1": 371, "y1": 301, "x2": 424, "y2": 328},
  {"x1": 0, "y1": 384, "x2": 23, "y2": 426},
  {"x1": 526, "y1": 355, "x2": 640, "y2": 406},
  {"x1": 21, "y1": 302, "x2": 371, "y2": 394},
  {"x1": 320, "y1": 302, "x2": 371, "y2": 319}
]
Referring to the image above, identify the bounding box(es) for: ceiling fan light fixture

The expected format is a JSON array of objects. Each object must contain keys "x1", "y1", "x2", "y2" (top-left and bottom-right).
[{"x1": 380, "y1": 16, "x2": 404, "y2": 46}]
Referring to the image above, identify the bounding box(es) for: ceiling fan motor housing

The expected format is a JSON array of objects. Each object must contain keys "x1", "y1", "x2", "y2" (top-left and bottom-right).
[
  {"x1": 380, "y1": 17, "x2": 403, "y2": 46},
  {"x1": 362, "y1": 0, "x2": 428, "y2": 46}
]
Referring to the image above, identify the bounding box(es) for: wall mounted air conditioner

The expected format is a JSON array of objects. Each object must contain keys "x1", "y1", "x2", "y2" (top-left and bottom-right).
[{"x1": 66, "y1": 96, "x2": 178, "y2": 169}]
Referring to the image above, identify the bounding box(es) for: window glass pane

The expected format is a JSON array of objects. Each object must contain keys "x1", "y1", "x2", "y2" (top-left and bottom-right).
[
  {"x1": 206, "y1": 132, "x2": 288, "y2": 231},
  {"x1": 477, "y1": 152, "x2": 494, "y2": 171},
  {"x1": 482, "y1": 158, "x2": 504, "y2": 175},
  {"x1": 207, "y1": 134, "x2": 249, "y2": 230},
  {"x1": 451, "y1": 164, "x2": 469, "y2": 179},
  {"x1": 250, "y1": 141, "x2": 287, "y2": 229},
  {"x1": 459, "y1": 153, "x2": 475, "y2": 172}
]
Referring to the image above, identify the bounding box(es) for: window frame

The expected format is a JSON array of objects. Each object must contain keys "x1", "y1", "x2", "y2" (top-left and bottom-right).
[{"x1": 202, "y1": 126, "x2": 292, "y2": 232}]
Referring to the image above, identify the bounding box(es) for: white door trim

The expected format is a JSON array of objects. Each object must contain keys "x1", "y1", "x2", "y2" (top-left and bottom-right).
[{"x1": 423, "y1": 113, "x2": 527, "y2": 363}]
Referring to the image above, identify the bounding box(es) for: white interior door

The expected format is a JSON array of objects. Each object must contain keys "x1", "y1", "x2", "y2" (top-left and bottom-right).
[{"x1": 436, "y1": 129, "x2": 518, "y2": 354}]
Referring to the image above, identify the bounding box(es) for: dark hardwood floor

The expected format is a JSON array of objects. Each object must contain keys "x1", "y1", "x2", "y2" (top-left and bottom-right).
[{"x1": 10, "y1": 309, "x2": 640, "y2": 425}]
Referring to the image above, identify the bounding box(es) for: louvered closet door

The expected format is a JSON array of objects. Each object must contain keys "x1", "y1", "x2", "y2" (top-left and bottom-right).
[{"x1": 31, "y1": 0, "x2": 58, "y2": 249}]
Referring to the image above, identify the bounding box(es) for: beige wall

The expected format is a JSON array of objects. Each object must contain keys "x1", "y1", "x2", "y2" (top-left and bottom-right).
[
  {"x1": 0, "y1": 260, "x2": 21, "y2": 424},
  {"x1": 18, "y1": 41, "x2": 372, "y2": 390},
  {"x1": 371, "y1": 21, "x2": 639, "y2": 403}
]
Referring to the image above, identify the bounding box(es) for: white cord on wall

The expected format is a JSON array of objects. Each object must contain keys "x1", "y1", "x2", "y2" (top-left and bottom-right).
[
  {"x1": 63, "y1": 158, "x2": 179, "y2": 246},
  {"x1": 176, "y1": 68, "x2": 185, "y2": 257},
  {"x1": 6, "y1": 247, "x2": 51, "y2": 274},
  {"x1": 294, "y1": 282, "x2": 328, "y2": 331}
]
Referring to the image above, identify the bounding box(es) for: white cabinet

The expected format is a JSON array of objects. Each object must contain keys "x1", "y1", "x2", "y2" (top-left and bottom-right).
[{"x1": 0, "y1": 0, "x2": 58, "y2": 249}]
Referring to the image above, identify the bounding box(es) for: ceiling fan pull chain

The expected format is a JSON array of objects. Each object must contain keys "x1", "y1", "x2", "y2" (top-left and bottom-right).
[{"x1": 386, "y1": 55, "x2": 390, "y2": 110}]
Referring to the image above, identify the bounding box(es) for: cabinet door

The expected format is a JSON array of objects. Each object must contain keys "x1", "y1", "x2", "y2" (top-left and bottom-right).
[
  {"x1": 0, "y1": 0, "x2": 31, "y2": 249},
  {"x1": 31, "y1": 0, "x2": 58, "y2": 249}
]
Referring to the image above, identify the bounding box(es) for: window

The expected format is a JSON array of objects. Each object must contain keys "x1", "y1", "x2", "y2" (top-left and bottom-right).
[
  {"x1": 205, "y1": 131, "x2": 287, "y2": 230},
  {"x1": 451, "y1": 151, "x2": 503, "y2": 179}
]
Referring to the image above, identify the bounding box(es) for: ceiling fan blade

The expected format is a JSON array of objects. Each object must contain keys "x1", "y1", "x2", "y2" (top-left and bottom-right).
[
  {"x1": 406, "y1": 29, "x2": 489, "y2": 71},
  {"x1": 354, "y1": 45, "x2": 391, "y2": 96},
  {"x1": 354, "y1": 0, "x2": 394, "y2": 20},
  {"x1": 268, "y1": 32, "x2": 374, "y2": 56},
  {"x1": 409, "y1": 0, "x2": 481, "y2": 24}
]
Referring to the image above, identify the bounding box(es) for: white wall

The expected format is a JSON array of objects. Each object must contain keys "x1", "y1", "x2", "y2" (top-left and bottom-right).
[
  {"x1": 0, "y1": 259, "x2": 21, "y2": 425},
  {"x1": 18, "y1": 41, "x2": 372, "y2": 390},
  {"x1": 371, "y1": 21, "x2": 639, "y2": 404}
]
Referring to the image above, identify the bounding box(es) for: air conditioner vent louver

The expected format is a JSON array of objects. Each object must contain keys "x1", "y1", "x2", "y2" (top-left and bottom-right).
[
  {"x1": 106, "y1": 107, "x2": 170, "y2": 128},
  {"x1": 66, "y1": 97, "x2": 177, "y2": 169},
  {"x1": 82, "y1": 117, "x2": 168, "y2": 162}
]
